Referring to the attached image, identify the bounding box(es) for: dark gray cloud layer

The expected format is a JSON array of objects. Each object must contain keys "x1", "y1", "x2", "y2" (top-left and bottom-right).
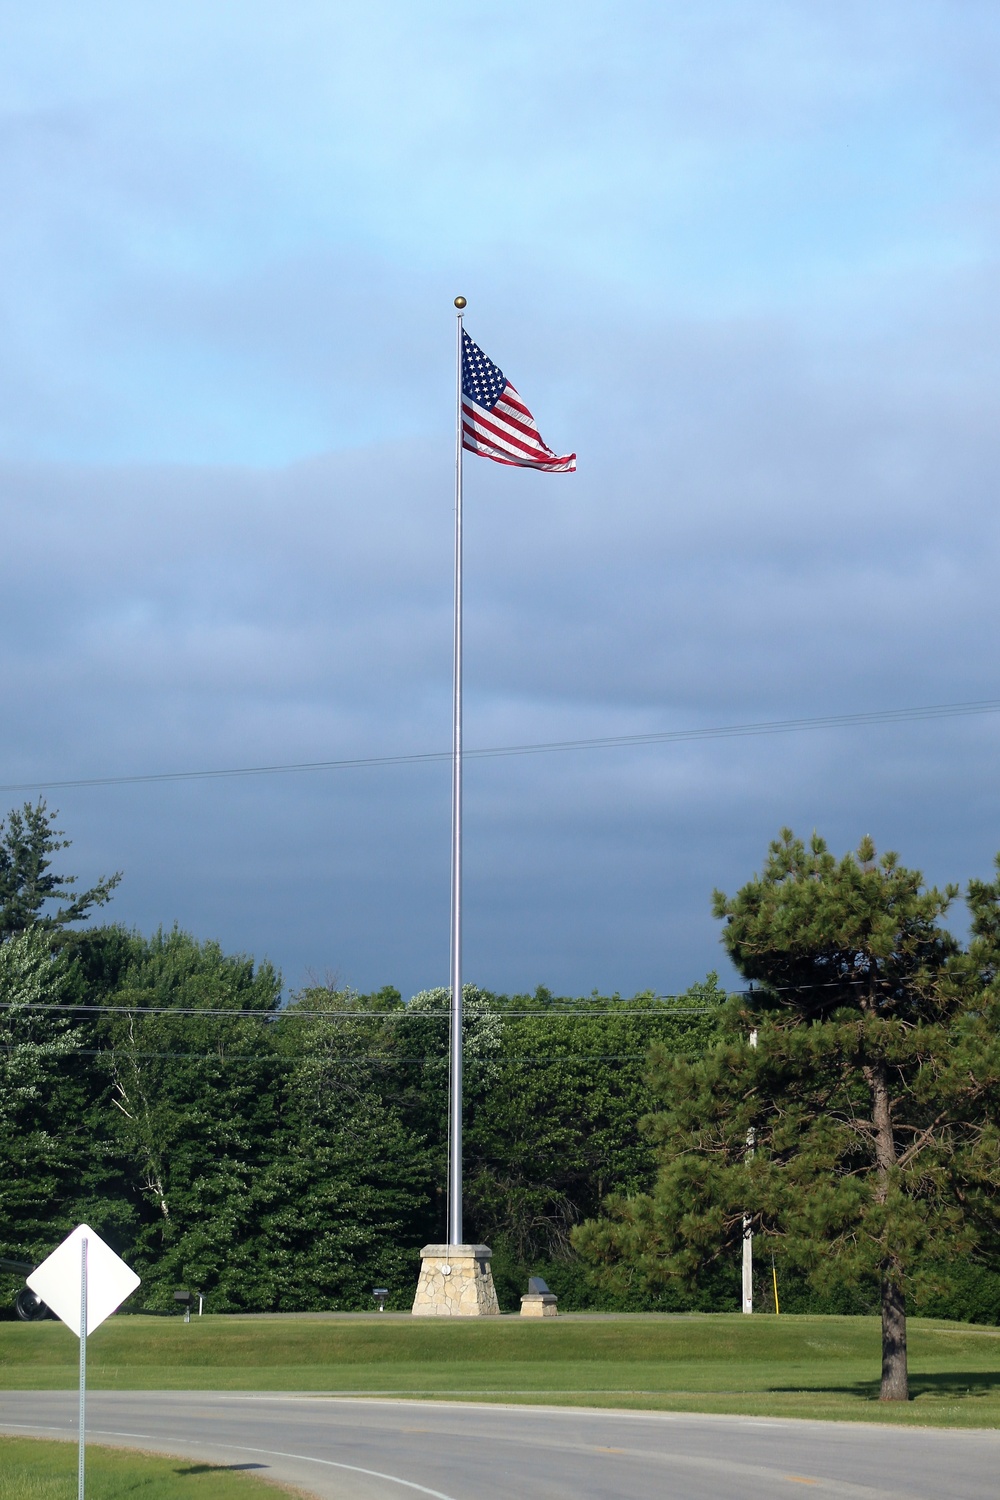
[{"x1": 3, "y1": 295, "x2": 1000, "y2": 995}]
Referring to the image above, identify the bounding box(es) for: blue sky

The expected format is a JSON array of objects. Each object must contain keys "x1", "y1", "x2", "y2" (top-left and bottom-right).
[{"x1": 2, "y1": 2, "x2": 1000, "y2": 997}]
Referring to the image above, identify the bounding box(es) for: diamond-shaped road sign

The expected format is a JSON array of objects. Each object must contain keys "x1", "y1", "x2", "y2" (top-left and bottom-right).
[{"x1": 27, "y1": 1224, "x2": 140, "y2": 1336}]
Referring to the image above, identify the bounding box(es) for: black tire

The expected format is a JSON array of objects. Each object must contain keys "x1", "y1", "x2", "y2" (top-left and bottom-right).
[{"x1": 14, "y1": 1286, "x2": 48, "y2": 1321}]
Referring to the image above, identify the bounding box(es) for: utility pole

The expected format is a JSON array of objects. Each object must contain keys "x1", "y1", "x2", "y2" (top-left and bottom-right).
[{"x1": 742, "y1": 1027, "x2": 758, "y2": 1314}]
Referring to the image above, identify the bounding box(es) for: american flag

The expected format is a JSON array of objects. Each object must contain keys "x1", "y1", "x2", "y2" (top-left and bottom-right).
[{"x1": 461, "y1": 331, "x2": 576, "y2": 472}]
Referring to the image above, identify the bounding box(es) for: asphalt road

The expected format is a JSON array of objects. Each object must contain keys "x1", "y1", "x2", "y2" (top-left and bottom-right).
[{"x1": 2, "y1": 1392, "x2": 999, "y2": 1500}]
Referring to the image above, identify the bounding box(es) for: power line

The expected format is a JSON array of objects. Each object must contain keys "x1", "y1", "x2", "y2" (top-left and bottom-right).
[
  {"x1": 1, "y1": 696, "x2": 998, "y2": 794},
  {"x1": 0, "y1": 1002, "x2": 723, "y2": 1018},
  {"x1": 0, "y1": 1046, "x2": 670, "y2": 1062},
  {"x1": 0, "y1": 978, "x2": 880, "y2": 1021}
]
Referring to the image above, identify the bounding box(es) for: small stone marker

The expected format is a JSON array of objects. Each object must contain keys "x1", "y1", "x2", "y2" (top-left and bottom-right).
[{"x1": 520, "y1": 1274, "x2": 558, "y2": 1317}]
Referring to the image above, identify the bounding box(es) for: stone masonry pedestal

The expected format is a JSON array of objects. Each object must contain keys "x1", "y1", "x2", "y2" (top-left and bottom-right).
[{"x1": 411, "y1": 1244, "x2": 500, "y2": 1316}]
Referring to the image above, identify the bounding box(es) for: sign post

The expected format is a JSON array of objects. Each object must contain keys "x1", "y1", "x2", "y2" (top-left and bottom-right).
[
  {"x1": 27, "y1": 1224, "x2": 141, "y2": 1500},
  {"x1": 78, "y1": 1237, "x2": 87, "y2": 1500}
]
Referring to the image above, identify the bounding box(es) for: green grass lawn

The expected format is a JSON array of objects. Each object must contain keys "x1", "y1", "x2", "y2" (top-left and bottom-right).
[
  {"x1": 1, "y1": 1313, "x2": 999, "y2": 1427},
  {"x1": 0, "y1": 1436, "x2": 302, "y2": 1500}
]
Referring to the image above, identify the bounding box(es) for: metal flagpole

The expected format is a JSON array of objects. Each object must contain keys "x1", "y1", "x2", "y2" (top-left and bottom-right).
[
  {"x1": 448, "y1": 295, "x2": 467, "y2": 1249},
  {"x1": 78, "y1": 1236, "x2": 88, "y2": 1500}
]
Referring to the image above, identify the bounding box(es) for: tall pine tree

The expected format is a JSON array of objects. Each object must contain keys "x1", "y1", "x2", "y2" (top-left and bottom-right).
[{"x1": 575, "y1": 831, "x2": 1000, "y2": 1400}]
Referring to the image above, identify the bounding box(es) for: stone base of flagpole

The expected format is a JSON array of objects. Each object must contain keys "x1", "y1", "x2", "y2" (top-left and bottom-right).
[{"x1": 411, "y1": 1244, "x2": 500, "y2": 1316}]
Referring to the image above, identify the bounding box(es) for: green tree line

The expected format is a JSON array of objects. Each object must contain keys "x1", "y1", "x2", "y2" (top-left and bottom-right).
[
  {"x1": 5, "y1": 799, "x2": 1000, "y2": 1400},
  {"x1": 0, "y1": 802, "x2": 723, "y2": 1314}
]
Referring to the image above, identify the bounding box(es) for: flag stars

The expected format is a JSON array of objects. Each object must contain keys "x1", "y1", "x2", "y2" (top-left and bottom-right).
[{"x1": 462, "y1": 332, "x2": 506, "y2": 410}]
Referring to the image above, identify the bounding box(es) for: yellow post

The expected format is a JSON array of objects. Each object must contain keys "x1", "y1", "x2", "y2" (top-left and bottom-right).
[{"x1": 771, "y1": 1257, "x2": 780, "y2": 1316}]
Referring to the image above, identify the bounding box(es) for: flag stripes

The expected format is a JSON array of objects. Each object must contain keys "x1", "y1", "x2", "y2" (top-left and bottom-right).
[{"x1": 460, "y1": 331, "x2": 576, "y2": 472}]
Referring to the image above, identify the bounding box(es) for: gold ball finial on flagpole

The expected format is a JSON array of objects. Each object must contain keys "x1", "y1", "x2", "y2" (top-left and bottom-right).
[{"x1": 454, "y1": 296, "x2": 467, "y2": 309}]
